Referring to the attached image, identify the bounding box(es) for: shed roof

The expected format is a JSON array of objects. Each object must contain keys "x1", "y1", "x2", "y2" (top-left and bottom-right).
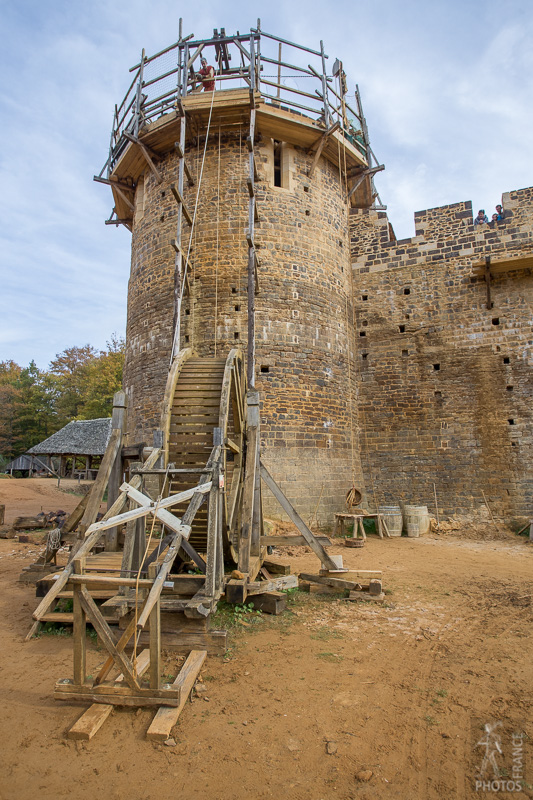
[
  {"x1": 3, "y1": 454, "x2": 54, "y2": 473},
  {"x1": 28, "y1": 418, "x2": 112, "y2": 456}
]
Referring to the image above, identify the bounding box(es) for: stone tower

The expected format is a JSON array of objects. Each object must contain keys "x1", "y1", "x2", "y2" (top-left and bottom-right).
[{"x1": 100, "y1": 26, "x2": 376, "y2": 522}]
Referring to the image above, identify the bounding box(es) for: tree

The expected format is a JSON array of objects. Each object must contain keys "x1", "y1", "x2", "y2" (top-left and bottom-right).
[
  {"x1": 78, "y1": 336, "x2": 125, "y2": 418},
  {"x1": 49, "y1": 344, "x2": 98, "y2": 423}
]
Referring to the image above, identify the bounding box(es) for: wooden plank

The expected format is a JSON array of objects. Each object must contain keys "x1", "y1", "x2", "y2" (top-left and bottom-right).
[
  {"x1": 299, "y1": 573, "x2": 362, "y2": 591},
  {"x1": 246, "y1": 574, "x2": 298, "y2": 594},
  {"x1": 146, "y1": 650, "x2": 207, "y2": 742},
  {"x1": 259, "y1": 463, "x2": 338, "y2": 571},
  {"x1": 54, "y1": 686, "x2": 179, "y2": 708},
  {"x1": 67, "y1": 650, "x2": 151, "y2": 740},
  {"x1": 67, "y1": 702, "x2": 114, "y2": 740}
]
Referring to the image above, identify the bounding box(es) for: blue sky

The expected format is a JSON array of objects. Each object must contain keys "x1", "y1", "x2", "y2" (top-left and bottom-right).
[{"x1": 1, "y1": 0, "x2": 532, "y2": 368}]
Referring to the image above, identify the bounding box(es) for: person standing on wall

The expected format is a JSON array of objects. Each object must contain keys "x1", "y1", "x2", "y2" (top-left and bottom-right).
[
  {"x1": 197, "y1": 58, "x2": 215, "y2": 91},
  {"x1": 474, "y1": 209, "x2": 489, "y2": 226}
]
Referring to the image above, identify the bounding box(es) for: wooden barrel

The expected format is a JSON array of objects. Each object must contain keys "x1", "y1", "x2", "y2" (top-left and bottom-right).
[
  {"x1": 404, "y1": 505, "x2": 430, "y2": 537},
  {"x1": 378, "y1": 505, "x2": 402, "y2": 537}
]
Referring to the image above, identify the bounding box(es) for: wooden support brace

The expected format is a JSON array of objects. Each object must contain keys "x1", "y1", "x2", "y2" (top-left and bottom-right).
[
  {"x1": 260, "y1": 463, "x2": 338, "y2": 571},
  {"x1": 124, "y1": 132, "x2": 162, "y2": 183},
  {"x1": 347, "y1": 164, "x2": 385, "y2": 201},
  {"x1": 170, "y1": 183, "x2": 193, "y2": 225}
]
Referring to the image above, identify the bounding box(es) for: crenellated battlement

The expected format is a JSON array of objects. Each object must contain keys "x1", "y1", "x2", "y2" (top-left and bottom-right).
[{"x1": 350, "y1": 186, "x2": 533, "y2": 277}]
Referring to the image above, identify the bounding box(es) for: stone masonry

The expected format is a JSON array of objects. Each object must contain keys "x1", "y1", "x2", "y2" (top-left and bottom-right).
[
  {"x1": 124, "y1": 121, "x2": 366, "y2": 524},
  {"x1": 350, "y1": 187, "x2": 533, "y2": 517}
]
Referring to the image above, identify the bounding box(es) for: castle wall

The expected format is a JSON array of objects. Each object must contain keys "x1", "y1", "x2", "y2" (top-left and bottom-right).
[
  {"x1": 124, "y1": 123, "x2": 366, "y2": 523},
  {"x1": 350, "y1": 187, "x2": 533, "y2": 517}
]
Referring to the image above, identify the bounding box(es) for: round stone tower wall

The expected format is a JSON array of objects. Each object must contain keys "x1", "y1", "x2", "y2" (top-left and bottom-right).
[{"x1": 124, "y1": 121, "x2": 365, "y2": 523}]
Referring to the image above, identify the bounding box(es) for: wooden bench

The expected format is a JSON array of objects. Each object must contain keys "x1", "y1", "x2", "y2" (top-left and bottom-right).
[{"x1": 333, "y1": 512, "x2": 390, "y2": 540}]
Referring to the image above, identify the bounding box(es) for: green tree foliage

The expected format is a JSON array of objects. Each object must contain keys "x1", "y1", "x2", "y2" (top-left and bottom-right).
[{"x1": 0, "y1": 336, "x2": 125, "y2": 460}]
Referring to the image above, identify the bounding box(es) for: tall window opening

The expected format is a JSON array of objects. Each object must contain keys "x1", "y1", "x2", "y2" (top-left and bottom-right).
[{"x1": 273, "y1": 140, "x2": 282, "y2": 187}]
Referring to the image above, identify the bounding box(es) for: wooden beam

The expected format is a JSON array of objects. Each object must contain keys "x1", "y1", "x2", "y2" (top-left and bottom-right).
[
  {"x1": 259, "y1": 463, "x2": 338, "y2": 570},
  {"x1": 146, "y1": 650, "x2": 207, "y2": 741}
]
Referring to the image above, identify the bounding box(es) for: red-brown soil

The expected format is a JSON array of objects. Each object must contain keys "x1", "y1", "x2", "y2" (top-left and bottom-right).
[{"x1": 0, "y1": 481, "x2": 531, "y2": 799}]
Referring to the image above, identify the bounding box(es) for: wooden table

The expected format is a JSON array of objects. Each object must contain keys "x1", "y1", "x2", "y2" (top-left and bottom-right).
[{"x1": 333, "y1": 513, "x2": 390, "y2": 540}]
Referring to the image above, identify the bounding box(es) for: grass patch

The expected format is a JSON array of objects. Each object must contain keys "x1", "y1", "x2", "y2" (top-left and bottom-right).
[
  {"x1": 316, "y1": 651, "x2": 344, "y2": 662},
  {"x1": 310, "y1": 627, "x2": 345, "y2": 641}
]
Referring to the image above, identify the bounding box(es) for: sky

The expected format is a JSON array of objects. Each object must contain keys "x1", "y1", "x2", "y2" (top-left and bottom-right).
[{"x1": 1, "y1": 0, "x2": 532, "y2": 369}]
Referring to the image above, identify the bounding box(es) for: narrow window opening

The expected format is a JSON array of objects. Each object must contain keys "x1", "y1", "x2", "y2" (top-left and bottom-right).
[
  {"x1": 399, "y1": 325, "x2": 405, "y2": 333},
  {"x1": 184, "y1": 335, "x2": 190, "y2": 343},
  {"x1": 361, "y1": 352, "x2": 368, "y2": 360},
  {"x1": 402, "y1": 349, "x2": 409, "y2": 357},
  {"x1": 506, "y1": 385, "x2": 513, "y2": 392},
  {"x1": 303, "y1": 185, "x2": 309, "y2": 193},
  {"x1": 161, "y1": 191, "x2": 166, "y2": 197},
  {"x1": 234, "y1": 332, "x2": 239, "y2": 340},
  {"x1": 359, "y1": 331, "x2": 366, "y2": 337},
  {"x1": 503, "y1": 356, "x2": 510, "y2": 364},
  {"x1": 492, "y1": 317, "x2": 500, "y2": 326},
  {"x1": 185, "y1": 308, "x2": 190, "y2": 316},
  {"x1": 305, "y1": 209, "x2": 310, "y2": 216},
  {"x1": 405, "y1": 314, "x2": 410, "y2": 320},
  {"x1": 433, "y1": 363, "x2": 440, "y2": 371},
  {"x1": 434, "y1": 391, "x2": 442, "y2": 399},
  {"x1": 508, "y1": 418, "x2": 515, "y2": 425},
  {"x1": 273, "y1": 140, "x2": 282, "y2": 187},
  {"x1": 338, "y1": 239, "x2": 343, "y2": 247},
  {"x1": 235, "y1": 304, "x2": 240, "y2": 312},
  {"x1": 362, "y1": 294, "x2": 368, "y2": 301},
  {"x1": 403, "y1": 287, "x2": 411, "y2": 295},
  {"x1": 260, "y1": 365, "x2": 270, "y2": 374},
  {"x1": 231, "y1": 287, "x2": 237, "y2": 294},
  {"x1": 160, "y1": 214, "x2": 165, "y2": 222}
]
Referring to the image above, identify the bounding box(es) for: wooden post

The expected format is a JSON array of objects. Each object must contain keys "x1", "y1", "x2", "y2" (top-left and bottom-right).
[
  {"x1": 238, "y1": 392, "x2": 259, "y2": 574},
  {"x1": 205, "y1": 462, "x2": 219, "y2": 600},
  {"x1": 73, "y1": 557, "x2": 86, "y2": 686},
  {"x1": 148, "y1": 563, "x2": 161, "y2": 690},
  {"x1": 106, "y1": 391, "x2": 127, "y2": 551}
]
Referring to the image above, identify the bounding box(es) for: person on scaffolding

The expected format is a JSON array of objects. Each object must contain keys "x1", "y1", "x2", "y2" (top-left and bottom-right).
[{"x1": 197, "y1": 57, "x2": 215, "y2": 91}]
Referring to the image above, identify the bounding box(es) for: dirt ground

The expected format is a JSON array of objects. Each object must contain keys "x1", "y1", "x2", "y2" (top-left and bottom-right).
[
  {"x1": 0, "y1": 482, "x2": 531, "y2": 799},
  {"x1": 0, "y1": 477, "x2": 97, "y2": 526}
]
